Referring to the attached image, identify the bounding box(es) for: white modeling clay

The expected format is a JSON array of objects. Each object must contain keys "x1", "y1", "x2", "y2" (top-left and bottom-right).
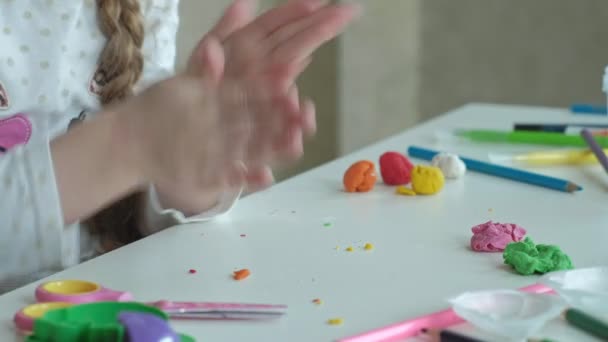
[{"x1": 431, "y1": 153, "x2": 466, "y2": 179}]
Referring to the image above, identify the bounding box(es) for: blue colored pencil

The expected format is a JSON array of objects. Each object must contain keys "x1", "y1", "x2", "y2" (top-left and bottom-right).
[
  {"x1": 407, "y1": 146, "x2": 582, "y2": 193},
  {"x1": 570, "y1": 104, "x2": 607, "y2": 115}
]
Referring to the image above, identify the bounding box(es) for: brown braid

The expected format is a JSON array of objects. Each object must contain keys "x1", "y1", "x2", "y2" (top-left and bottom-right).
[{"x1": 86, "y1": 0, "x2": 145, "y2": 249}]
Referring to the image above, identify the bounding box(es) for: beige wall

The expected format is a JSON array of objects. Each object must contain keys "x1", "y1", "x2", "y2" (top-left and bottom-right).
[
  {"x1": 339, "y1": 0, "x2": 421, "y2": 154},
  {"x1": 339, "y1": 0, "x2": 608, "y2": 154},
  {"x1": 418, "y1": 0, "x2": 608, "y2": 119}
]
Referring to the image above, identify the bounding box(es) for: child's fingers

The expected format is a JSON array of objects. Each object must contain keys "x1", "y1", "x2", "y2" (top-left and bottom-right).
[
  {"x1": 282, "y1": 56, "x2": 312, "y2": 87},
  {"x1": 300, "y1": 98, "x2": 316, "y2": 137},
  {"x1": 270, "y1": 4, "x2": 360, "y2": 64},
  {"x1": 199, "y1": 37, "x2": 226, "y2": 84},
  {"x1": 208, "y1": 0, "x2": 258, "y2": 41},
  {"x1": 272, "y1": 95, "x2": 307, "y2": 160},
  {"x1": 212, "y1": 83, "x2": 259, "y2": 163},
  {"x1": 268, "y1": 119, "x2": 304, "y2": 163},
  {"x1": 263, "y1": 6, "x2": 334, "y2": 55},
  {"x1": 295, "y1": 56, "x2": 313, "y2": 77},
  {"x1": 224, "y1": 160, "x2": 248, "y2": 190},
  {"x1": 283, "y1": 124, "x2": 304, "y2": 161},
  {"x1": 244, "y1": 134, "x2": 276, "y2": 168},
  {"x1": 281, "y1": 85, "x2": 317, "y2": 134},
  {"x1": 222, "y1": 83, "x2": 306, "y2": 167},
  {"x1": 259, "y1": 57, "x2": 311, "y2": 96},
  {"x1": 235, "y1": 97, "x2": 284, "y2": 164},
  {"x1": 244, "y1": 165, "x2": 274, "y2": 193},
  {"x1": 246, "y1": 116, "x2": 294, "y2": 166},
  {"x1": 286, "y1": 84, "x2": 300, "y2": 116},
  {"x1": 247, "y1": 0, "x2": 327, "y2": 38},
  {"x1": 186, "y1": 35, "x2": 226, "y2": 84}
]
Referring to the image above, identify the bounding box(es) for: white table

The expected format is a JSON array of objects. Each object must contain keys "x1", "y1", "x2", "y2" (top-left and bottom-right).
[{"x1": 2, "y1": 103, "x2": 608, "y2": 342}]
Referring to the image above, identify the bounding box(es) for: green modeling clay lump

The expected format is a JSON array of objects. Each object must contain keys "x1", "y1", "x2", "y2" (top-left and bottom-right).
[{"x1": 503, "y1": 237, "x2": 574, "y2": 275}]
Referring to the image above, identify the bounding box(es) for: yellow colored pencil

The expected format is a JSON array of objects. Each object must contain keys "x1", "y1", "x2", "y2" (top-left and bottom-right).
[{"x1": 489, "y1": 149, "x2": 606, "y2": 166}]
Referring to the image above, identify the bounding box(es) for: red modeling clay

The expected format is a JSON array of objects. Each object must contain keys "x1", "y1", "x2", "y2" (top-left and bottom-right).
[
  {"x1": 343, "y1": 160, "x2": 377, "y2": 192},
  {"x1": 188, "y1": 269, "x2": 196, "y2": 274},
  {"x1": 379, "y1": 152, "x2": 414, "y2": 185}
]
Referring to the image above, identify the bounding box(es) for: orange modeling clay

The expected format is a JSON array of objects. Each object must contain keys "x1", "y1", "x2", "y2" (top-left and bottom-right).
[
  {"x1": 233, "y1": 269, "x2": 250, "y2": 281},
  {"x1": 343, "y1": 160, "x2": 377, "y2": 192}
]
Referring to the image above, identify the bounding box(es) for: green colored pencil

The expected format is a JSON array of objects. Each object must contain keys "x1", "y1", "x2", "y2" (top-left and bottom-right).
[
  {"x1": 563, "y1": 308, "x2": 608, "y2": 339},
  {"x1": 455, "y1": 129, "x2": 608, "y2": 147}
]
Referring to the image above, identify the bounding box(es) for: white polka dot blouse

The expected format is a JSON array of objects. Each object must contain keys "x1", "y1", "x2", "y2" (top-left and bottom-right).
[{"x1": 0, "y1": 0, "x2": 241, "y2": 293}]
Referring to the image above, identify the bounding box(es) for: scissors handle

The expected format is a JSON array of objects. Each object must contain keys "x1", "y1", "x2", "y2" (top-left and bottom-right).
[{"x1": 35, "y1": 280, "x2": 133, "y2": 304}]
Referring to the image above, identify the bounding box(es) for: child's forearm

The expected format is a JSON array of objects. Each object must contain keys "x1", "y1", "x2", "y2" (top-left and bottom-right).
[
  {"x1": 51, "y1": 108, "x2": 145, "y2": 225},
  {"x1": 52, "y1": 107, "x2": 227, "y2": 227}
]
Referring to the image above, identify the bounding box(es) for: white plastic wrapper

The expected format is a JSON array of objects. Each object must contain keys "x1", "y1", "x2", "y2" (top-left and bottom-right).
[
  {"x1": 539, "y1": 266, "x2": 608, "y2": 316},
  {"x1": 449, "y1": 289, "x2": 567, "y2": 340}
]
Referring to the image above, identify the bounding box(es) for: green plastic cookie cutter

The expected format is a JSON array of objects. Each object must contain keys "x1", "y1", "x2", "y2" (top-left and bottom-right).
[{"x1": 25, "y1": 301, "x2": 195, "y2": 342}]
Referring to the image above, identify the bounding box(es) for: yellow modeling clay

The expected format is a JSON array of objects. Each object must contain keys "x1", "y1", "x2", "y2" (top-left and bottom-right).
[
  {"x1": 327, "y1": 318, "x2": 344, "y2": 325},
  {"x1": 411, "y1": 165, "x2": 445, "y2": 195},
  {"x1": 396, "y1": 186, "x2": 416, "y2": 196}
]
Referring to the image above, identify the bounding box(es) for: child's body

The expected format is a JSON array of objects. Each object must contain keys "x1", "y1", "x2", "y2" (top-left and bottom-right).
[
  {"x1": 0, "y1": 0, "x2": 222, "y2": 292},
  {"x1": 0, "y1": 0, "x2": 358, "y2": 293}
]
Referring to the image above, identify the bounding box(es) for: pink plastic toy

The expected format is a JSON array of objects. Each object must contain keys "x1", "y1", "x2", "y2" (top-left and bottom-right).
[
  {"x1": 35, "y1": 279, "x2": 133, "y2": 303},
  {"x1": 14, "y1": 280, "x2": 133, "y2": 333}
]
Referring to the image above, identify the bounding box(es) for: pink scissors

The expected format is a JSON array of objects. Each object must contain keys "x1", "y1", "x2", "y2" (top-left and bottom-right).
[{"x1": 14, "y1": 279, "x2": 287, "y2": 333}]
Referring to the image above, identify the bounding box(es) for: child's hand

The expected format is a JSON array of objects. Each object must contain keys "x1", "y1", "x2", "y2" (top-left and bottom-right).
[
  {"x1": 121, "y1": 37, "x2": 299, "y2": 215},
  {"x1": 51, "y1": 1, "x2": 359, "y2": 225},
  {"x1": 188, "y1": 0, "x2": 360, "y2": 190},
  {"x1": 121, "y1": 0, "x2": 359, "y2": 216}
]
